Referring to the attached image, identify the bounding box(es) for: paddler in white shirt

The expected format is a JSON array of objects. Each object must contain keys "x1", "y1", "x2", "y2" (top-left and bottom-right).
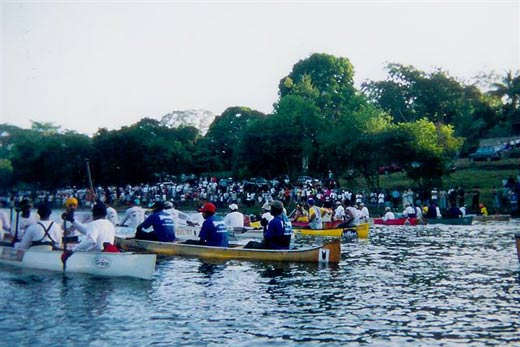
[
  {"x1": 12, "y1": 199, "x2": 39, "y2": 242},
  {"x1": 120, "y1": 199, "x2": 146, "y2": 228},
  {"x1": 61, "y1": 202, "x2": 118, "y2": 263},
  {"x1": 224, "y1": 203, "x2": 245, "y2": 231}
]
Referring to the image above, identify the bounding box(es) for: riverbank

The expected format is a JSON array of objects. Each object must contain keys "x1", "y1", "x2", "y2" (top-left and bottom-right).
[{"x1": 375, "y1": 158, "x2": 519, "y2": 214}]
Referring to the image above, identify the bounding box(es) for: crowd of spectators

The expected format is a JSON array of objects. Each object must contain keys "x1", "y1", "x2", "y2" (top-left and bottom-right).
[{"x1": 1, "y1": 174, "x2": 518, "y2": 216}]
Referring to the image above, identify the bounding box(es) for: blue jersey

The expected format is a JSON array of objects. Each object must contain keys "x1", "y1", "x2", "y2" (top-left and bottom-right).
[
  {"x1": 264, "y1": 215, "x2": 292, "y2": 249},
  {"x1": 199, "y1": 215, "x2": 228, "y2": 247},
  {"x1": 140, "y1": 211, "x2": 176, "y2": 242}
]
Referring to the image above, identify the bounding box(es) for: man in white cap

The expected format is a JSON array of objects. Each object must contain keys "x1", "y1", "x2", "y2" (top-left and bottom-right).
[{"x1": 224, "y1": 203, "x2": 244, "y2": 230}]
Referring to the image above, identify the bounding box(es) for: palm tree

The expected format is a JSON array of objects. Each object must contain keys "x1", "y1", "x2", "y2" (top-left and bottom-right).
[{"x1": 488, "y1": 70, "x2": 520, "y2": 111}]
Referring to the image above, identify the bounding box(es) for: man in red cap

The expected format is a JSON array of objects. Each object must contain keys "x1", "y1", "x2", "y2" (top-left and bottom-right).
[{"x1": 185, "y1": 202, "x2": 228, "y2": 247}]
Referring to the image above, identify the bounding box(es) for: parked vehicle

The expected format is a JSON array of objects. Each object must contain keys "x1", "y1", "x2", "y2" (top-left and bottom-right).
[
  {"x1": 297, "y1": 176, "x2": 313, "y2": 185},
  {"x1": 377, "y1": 163, "x2": 402, "y2": 174},
  {"x1": 468, "y1": 146, "x2": 501, "y2": 161}
]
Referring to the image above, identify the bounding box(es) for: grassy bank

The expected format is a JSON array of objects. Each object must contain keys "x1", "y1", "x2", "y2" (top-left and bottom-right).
[
  {"x1": 375, "y1": 158, "x2": 519, "y2": 214},
  {"x1": 179, "y1": 158, "x2": 519, "y2": 218}
]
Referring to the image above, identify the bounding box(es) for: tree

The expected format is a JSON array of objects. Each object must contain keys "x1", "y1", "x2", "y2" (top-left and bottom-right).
[
  {"x1": 362, "y1": 63, "x2": 502, "y2": 152},
  {"x1": 270, "y1": 95, "x2": 323, "y2": 177},
  {"x1": 320, "y1": 104, "x2": 395, "y2": 189},
  {"x1": 30, "y1": 121, "x2": 61, "y2": 135},
  {"x1": 203, "y1": 107, "x2": 266, "y2": 173},
  {"x1": 278, "y1": 53, "x2": 357, "y2": 121},
  {"x1": 92, "y1": 118, "x2": 201, "y2": 185},
  {"x1": 0, "y1": 158, "x2": 13, "y2": 189},
  {"x1": 397, "y1": 119, "x2": 463, "y2": 188},
  {"x1": 488, "y1": 70, "x2": 520, "y2": 112}
]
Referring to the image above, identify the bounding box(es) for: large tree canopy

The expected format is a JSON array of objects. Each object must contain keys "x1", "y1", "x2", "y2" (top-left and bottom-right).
[
  {"x1": 0, "y1": 54, "x2": 514, "y2": 192},
  {"x1": 278, "y1": 53, "x2": 357, "y2": 121},
  {"x1": 204, "y1": 107, "x2": 266, "y2": 173},
  {"x1": 361, "y1": 63, "x2": 505, "y2": 153}
]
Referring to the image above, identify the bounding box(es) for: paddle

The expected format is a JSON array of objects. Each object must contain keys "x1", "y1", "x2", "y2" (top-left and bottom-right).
[
  {"x1": 11, "y1": 209, "x2": 20, "y2": 246},
  {"x1": 85, "y1": 158, "x2": 96, "y2": 203},
  {"x1": 62, "y1": 219, "x2": 68, "y2": 272},
  {"x1": 9, "y1": 201, "x2": 13, "y2": 234}
]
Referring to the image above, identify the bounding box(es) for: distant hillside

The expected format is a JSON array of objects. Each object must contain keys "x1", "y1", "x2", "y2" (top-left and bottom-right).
[{"x1": 160, "y1": 109, "x2": 216, "y2": 135}]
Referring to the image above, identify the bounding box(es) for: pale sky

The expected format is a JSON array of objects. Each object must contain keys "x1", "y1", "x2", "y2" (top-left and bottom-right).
[{"x1": 1, "y1": 0, "x2": 519, "y2": 136}]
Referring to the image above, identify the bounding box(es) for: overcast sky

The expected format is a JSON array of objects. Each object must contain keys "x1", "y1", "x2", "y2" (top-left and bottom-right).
[{"x1": 1, "y1": 0, "x2": 519, "y2": 135}]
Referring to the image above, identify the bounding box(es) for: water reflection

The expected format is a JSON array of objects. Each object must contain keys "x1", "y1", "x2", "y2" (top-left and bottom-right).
[
  {"x1": 1, "y1": 222, "x2": 520, "y2": 346},
  {"x1": 198, "y1": 261, "x2": 225, "y2": 279}
]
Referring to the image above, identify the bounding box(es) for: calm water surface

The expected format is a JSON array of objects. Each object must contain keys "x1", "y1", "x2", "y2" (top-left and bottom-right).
[{"x1": 1, "y1": 218, "x2": 519, "y2": 346}]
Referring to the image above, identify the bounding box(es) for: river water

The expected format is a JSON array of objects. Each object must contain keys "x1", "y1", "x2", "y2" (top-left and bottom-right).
[{"x1": 1, "y1": 213, "x2": 519, "y2": 346}]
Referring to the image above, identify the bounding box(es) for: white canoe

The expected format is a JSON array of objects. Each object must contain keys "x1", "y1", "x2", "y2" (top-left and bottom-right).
[{"x1": 0, "y1": 244, "x2": 156, "y2": 280}]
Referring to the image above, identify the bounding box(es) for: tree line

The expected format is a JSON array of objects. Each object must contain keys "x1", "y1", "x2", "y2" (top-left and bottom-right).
[{"x1": 1, "y1": 53, "x2": 518, "y2": 192}]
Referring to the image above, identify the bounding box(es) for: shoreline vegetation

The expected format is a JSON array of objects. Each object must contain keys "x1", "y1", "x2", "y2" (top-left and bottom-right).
[
  {"x1": 6, "y1": 157, "x2": 513, "y2": 220},
  {"x1": 2, "y1": 55, "x2": 519, "y2": 203}
]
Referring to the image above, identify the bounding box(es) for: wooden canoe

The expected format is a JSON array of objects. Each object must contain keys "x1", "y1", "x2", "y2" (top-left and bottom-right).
[
  {"x1": 294, "y1": 223, "x2": 370, "y2": 239},
  {"x1": 0, "y1": 244, "x2": 156, "y2": 280},
  {"x1": 292, "y1": 220, "x2": 344, "y2": 229},
  {"x1": 115, "y1": 237, "x2": 341, "y2": 264}
]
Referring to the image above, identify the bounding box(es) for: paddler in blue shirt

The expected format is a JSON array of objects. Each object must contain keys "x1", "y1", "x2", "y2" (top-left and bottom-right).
[
  {"x1": 196, "y1": 202, "x2": 228, "y2": 247},
  {"x1": 135, "y1": 201, "x2": 176, "y2": 242},
  {"x1": 244, "y1": 200, "x2": 292, "y2": 250},
  {"x1": 263, "y1": 200, "x2": 293, "y2": 249}
]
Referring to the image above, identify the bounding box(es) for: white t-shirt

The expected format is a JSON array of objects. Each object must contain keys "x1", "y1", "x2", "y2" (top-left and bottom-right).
[
  {"x1": 106, "y1": 207, "x2": 119, "y2": 226},
  {"x1": 73, "y1": 219, "x2": 115, "y2": 252},
  {"x1": 15, "y1": 220, "x2": 63, "y2": 249},
  {"x1": 402, "y1": 206, "x2": 415, "y2": 217},
  {"x1": 224, "y1": 211, "x2": 245, "y2": 229},
  {"x1": 122, "y1": 206, "x2": 145, "y2": 228},
  {"x1": 383, "y1": 211, "x2": 395, "y2": 221},
  {"x1": 346, "y1": 206, "x2": 360, "y2": 226},
  {"x1": 17, "y1": 212, "x2": 39, "y2": 239},
  {"x1": 261, "y1": 212, "x2": 274, "y2": 223},
  {"x1": 359, "y1": 206, "x2": 370, "y2": 221},
  {"x1": 334, "y1": 205, "x2": 345, "y2": 220},
  {"x1": 0, "y1": 210, "x2": 10, "y2": 232}
]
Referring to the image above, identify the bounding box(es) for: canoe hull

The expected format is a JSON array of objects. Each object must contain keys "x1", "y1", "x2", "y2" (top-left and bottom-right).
[
  {"x1": 373, "y1": 216, "x2": 473, "y2": 226},
  {"x1": 294, "y1": 223, "x2": 370, "y2": 238},
  {"x1": 373, "y1": 218, "x2": 420, "y2": 226},
  {"x1": 472, "y1": 214, "x2": 511, "y2": 222},
  {"x1": 117, "y1": 225, "x2": 200, "y2": 241},
  {"x1": 424, "y1": 216, "x2": 473, "y2": 225},
  {"x1": 115, "y1": 237, "x2": 341, "y2": 264},
  {"x1": 0, "y1": 245, "x2": 156, "y2": 280},
  {"x1": 292, "y1": 220, "x2": 344, "y2": 229}
]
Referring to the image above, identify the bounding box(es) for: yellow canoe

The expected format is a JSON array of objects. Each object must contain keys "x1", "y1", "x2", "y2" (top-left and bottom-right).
[
  {"x1": 115, "y1": 237, "x2": 341, "y2": 264},
  {"x1": 294, "y1": 223, "x2": 370, "y2": 239}
]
